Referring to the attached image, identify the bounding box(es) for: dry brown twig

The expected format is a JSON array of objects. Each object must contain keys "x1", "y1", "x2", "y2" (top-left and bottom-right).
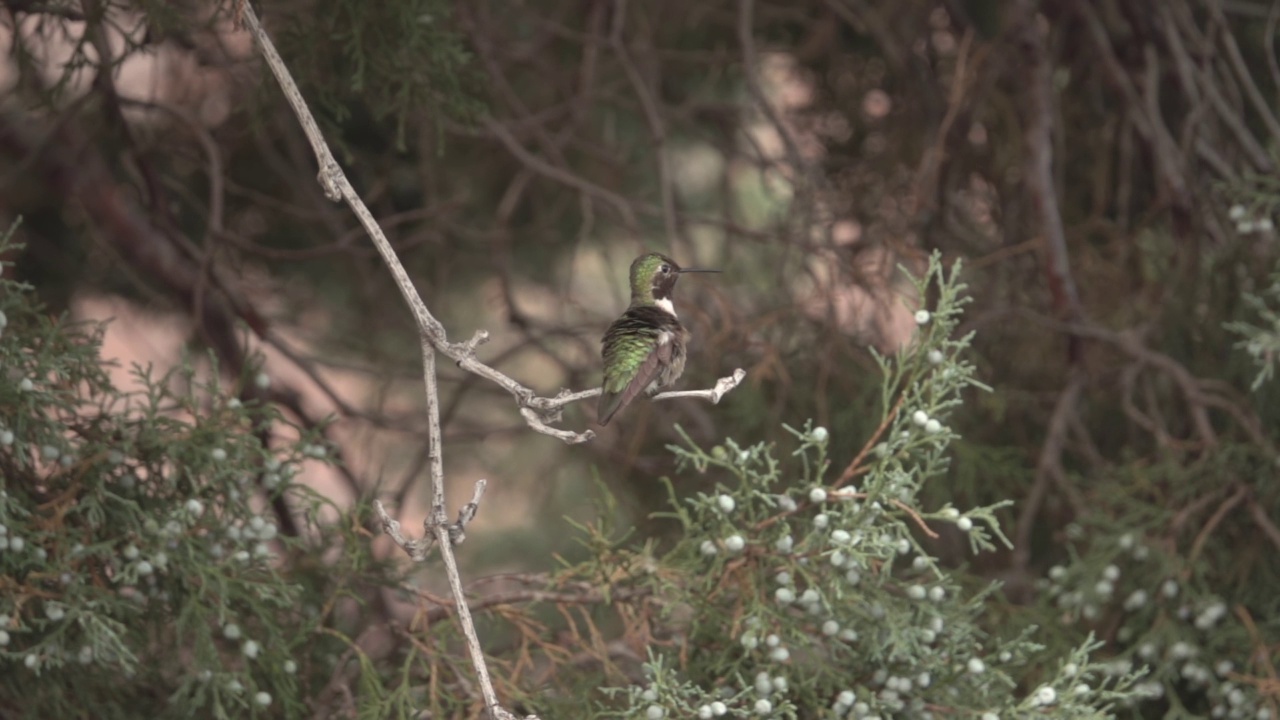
[
  {"x1": 1014, "y1": 0, "x2": 1083, "y2": 326},
  {"x1": 609, "y1": 0, "x2": 680, "y2": 246},
  {"x1": 1187, "y1": 483, "x2": 1248, "y2": 568},
  {"x1": 833, "y1": 392, "x2": 907, "y2": 488},
  {"x1": 738, "y1": 0, "x2": 816, "y2": 185},
  {"x1": 1248, "y1": 498, "x2": 1280, "y2": 555},
  {"x1": 1013, "y1": 371, "x2": 1087, "y2": 573},
  {"x1": 237, "y1": 3, "x2": 745, "y2": 717}
]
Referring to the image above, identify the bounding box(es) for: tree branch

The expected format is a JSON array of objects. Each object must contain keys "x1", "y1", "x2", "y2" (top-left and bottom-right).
[
  {"x1": 609, "y1": 0, "x2": 680, "y2": 247},
  {"x1": 239, "y1": 5, "x2": 536, "y2": 718},
  {"x1": 239, "y1": 3, "x2": 743, "y2": 716},
  {"x1": 1012, "y1": 1, "x2": 1084, "y2": 331},
  {"x1": 649, "y1": 368, "x2": 748, "y2": 405}
]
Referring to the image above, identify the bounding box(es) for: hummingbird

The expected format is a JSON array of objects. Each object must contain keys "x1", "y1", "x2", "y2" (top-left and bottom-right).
[{"x1": 598, "y1": 252, "x2": 720, "y2": 425}]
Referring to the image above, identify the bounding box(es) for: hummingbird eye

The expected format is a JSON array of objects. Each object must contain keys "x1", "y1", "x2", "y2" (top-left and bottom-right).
[{"x1": 659, "y1": 264, "x2": 672, "y2": 274}]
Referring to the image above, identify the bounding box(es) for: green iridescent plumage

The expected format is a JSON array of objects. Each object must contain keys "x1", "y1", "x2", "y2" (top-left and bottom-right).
[{"x1": 598, "y1": 253, "x2": 717, "y2": 425}]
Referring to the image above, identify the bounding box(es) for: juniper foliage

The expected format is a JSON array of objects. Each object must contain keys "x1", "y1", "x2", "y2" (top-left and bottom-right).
[
  {"x1": 0, "y1": 237, "x2": 403, "y2": 719},
  {"x1": 596, "y1": 255, "x2": 1145, "y2": 719}
]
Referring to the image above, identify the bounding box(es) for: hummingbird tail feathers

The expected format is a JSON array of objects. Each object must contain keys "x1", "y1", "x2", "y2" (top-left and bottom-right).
[{"x1": 597, "y1": 391, "x2": 623, "y2": 426}]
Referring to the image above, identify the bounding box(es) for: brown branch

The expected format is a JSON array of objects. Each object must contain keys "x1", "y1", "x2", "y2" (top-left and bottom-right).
[
  {"x1": 1074, "y1": 324, "x2": 1219, "y2": 448},
  {"x1": 1012, "y1": 310, "x2": 1223, "y2": 450},
  {"x1": 1268, "y1": 0, "x2": 1280, "y2": 100},
  {"x1": 1247, "y1": 497, "x2": 1280, "y2": 555},
  {"x1": 891, "y1": 498, "x2": 939, "y2": 540},
  {"x1": 484, "y1": 117, "x2": 639, "y2": 234},
  {"x1": 737, "y1": 0, "x2": 814, "y2": 182},
  {"x1": 1012, "y1": 1, "x2": 1084, "y2": 333},
  {"x1": 1205, "y1": 0, "x2": 1280, "y2": 146},
  {"x1": 913, "y1": 28, "x2": 980, "y2": 217},
  {"x1": 609, "y1": 0, "x2": 679, "y2": 246},
  {"x1": 1013, "y1": 371, "x2": 1086, "y2": 573},
  {"x1": 420, "y1": 584, "x2": 655, "y2": 625},
  {"x1": 1187, "y1": 484, "x2": 1248, "y2": 567},
  {"x1": 1234, "y1": 604, "x2": 1280, "y2": 696},
  {"x1": 1161, "y1": 3, "x2": 1275, "y2": 175},
  {"x1": 1075, "y1": 1, "x2": 1195, "y2": 212},
  {"x1": 1119, "y1": 364, "x2": 1179, "y2": 450},
  {"x1": 834, "y1": 392, "x2": 907, "y2": 488}
]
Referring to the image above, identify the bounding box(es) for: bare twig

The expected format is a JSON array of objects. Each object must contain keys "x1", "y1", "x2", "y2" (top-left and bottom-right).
[
  {"x1": 1187, "y1": 484, "x2": 1248, "y2": 567},
  {"x1": 371, "y1": 501, "x2": 433, "y2": 563},
  {"x1": 609, "y1": 0, "x2": 679, "y2": 246},
  {"x1": 1013, "y1": 0, "x2": 1084, "y2": 328},
  {"x1": 1247, "y1": 497, "x2": 1280, "y2": 554},
  {"x1": 1233, "y1": 604, "x2": 1280, "y2": 704},
  {"x1": 449, "y1": 479, "x2": 489, "y2": 546},
  {"x1": 1268, "y1": 0, "x2": 1280, "y2": 98},
  {"x1": 647, "y1": 368, "x2": 748, "y2": 404},
  {"x1": 431, "y1": 485, "x2": 511, "y2": 719},
  {"x1": 833, "y1": 392, "x2": 907, "y2": 488},
  {"x1": 1014, "y1": 371, "x2": 1087, "y2": 573},
  {"x1": 484, "y1": 117, "x2": 639, "y2": 232},
  {"x1": 1075, "y1": 2, "x2": 1194, "y2": 207},
  {"x1": 1010, "y1": 309, "x2": 1223, "y2": 449},
  {"x1": 373, "y1": 481, "x2": 488, "y2": 561},
  {"x1": 239, "y1": 6, "x2": 534, "y2": 718},
  {"x1": 737, "y1": 0, "x2": 812, "y2": 180},
  {"x1": 1205, "y1": 0, "x2": 1280, "y2": 146},
  {"x1": 418, "y1": 581, "x2": 655, "y2": 624}
]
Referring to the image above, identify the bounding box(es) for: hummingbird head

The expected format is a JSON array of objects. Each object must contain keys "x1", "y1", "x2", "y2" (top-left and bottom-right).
[{"x1": 628, "y1": 253, "x2": 719, "y2": 310}]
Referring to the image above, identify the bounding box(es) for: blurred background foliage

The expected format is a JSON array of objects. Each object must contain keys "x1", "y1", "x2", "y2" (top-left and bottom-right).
[{"x1": 2, "y1": 0, "x2": 1280, "y2": 716}]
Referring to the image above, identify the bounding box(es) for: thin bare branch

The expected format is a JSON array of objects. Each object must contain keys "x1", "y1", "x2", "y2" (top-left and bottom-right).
[
  {"x1": 648, "y1": 368, "x2": 748, "y2": 405},
  {"x1": 485, "y1": 117, "x2": 639, "y2": 232},
  {"x1": 1248, "y1": 496, "x2": 1280, "y2": 554},
  {"x1": 609, "y1": 0, "x2": 680, "y2": 246},
  {"x1": 737, "y1": 0, "x2": 812, "y2": 181},
  {"x1": 240, "y1": 5, "x2": 532, "y2": 717},
  {"x1": 1014, "y1": 371, "x2": 1087, "y2": 573},
  {"x1": 1013, "y1": 0, "x2": 1083, "y2": 325}
]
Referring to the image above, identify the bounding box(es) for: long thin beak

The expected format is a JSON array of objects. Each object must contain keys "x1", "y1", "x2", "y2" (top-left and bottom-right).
[{"x1": 677, "y1": 268, "x2": 721, "y2": 274}]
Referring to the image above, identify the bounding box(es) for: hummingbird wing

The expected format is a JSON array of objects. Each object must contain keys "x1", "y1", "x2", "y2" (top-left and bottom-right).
[
  {"x1": 598, "y1": 341, "x2": 670, "y2": 426},
  {"x1": 598, "y1": 311, "x2": 672, "y2": 426}
]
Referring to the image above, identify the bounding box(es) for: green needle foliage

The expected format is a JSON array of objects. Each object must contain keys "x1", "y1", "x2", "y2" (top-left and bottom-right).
[
  {"x1": 4, "y1": 232, "x2": 1273, "y2": 718},
  {"x1": 0, "y1": 235, "x2": 402, "y2": 719},
  {"x1": 594, "y1": 255, "x2": 1144, "y2": 719},
  {"x1": 276, "y1": 0, "x2": 482, "y2": 147},
  {"x1": 1226, "y1": 262, "x2": 1280, "y2": 391}
]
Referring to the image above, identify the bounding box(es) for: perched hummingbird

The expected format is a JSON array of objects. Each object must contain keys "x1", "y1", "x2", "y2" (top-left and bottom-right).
[{"x1": 598, "y1": 253, "x2": 720, "y2": 425}]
